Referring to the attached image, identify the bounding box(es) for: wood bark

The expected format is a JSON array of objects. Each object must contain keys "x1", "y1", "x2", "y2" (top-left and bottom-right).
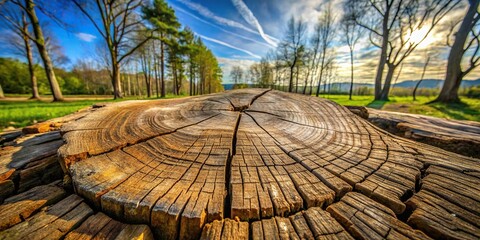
[
  {"x1": 55, "y1": 89, "x2": 480, "y2": 240},
  {"x1": 24, "y1": 0, "x2": 63, "y2": 101}
]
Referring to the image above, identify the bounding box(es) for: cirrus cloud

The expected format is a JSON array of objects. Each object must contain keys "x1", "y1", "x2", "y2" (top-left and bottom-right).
[{"x1": 75, "y1": 32, "x2": 96, "y2": 42}]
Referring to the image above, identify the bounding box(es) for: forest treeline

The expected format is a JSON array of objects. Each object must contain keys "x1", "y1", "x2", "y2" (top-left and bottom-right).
[
  {"x1": 0, "y1": 0, "x2": 223, "y2": 100},
  {"x1": 231, "y1": 0, "x2": 479, "y2": 103}
]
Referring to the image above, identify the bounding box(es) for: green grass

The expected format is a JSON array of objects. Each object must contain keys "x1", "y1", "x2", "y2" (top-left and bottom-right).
[
  {"x1": 322, "y1": 94, "x2": 480, "y2": 121},
  {"x1": 0, "y1": 94, "x2": 189, "y2": 131},
  {"x1": 0, "y1": 100, "x2": 107, "y2": 130}
]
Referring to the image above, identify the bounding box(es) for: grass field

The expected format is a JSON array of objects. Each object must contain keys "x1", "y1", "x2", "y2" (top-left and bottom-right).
[
  {"x1": 0, "y1": 94, "x2": 187, "y2": 131},
  {"x1": 1, "y1": 93, "x2": 479, "y2": 132},
  {"x1": 322, "y1": 94, "x2": 480, "y2": 121}
]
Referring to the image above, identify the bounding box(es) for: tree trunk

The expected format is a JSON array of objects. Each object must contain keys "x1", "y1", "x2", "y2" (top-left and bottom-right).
[
  {"x1": 413, "y1": 56, "x2": 430, "y2": 101},
  {"x1": 22, "y1": 13, "x2": 40, "y2": 100},
  {"x1": 315, "y1": 50, "x2": 327, "y2": 97},
  {"x1": 160, "y1": 40, "x2": 165, "y2": 98},
  {"x1": 112, "y1": 62, "x2": 122, "y2": 99},
  {"x1": 0, "y1": 83, "x2": 4, "y2": 98},
  {"x1": 295, "y1": 64, "x2": 299, "y2": 93},
  {"x1": 288, "y1": 57, "x2": 296, "y2": 93},
  {"x1": 374, "y1": 5, "x2": 390, "y2": 100},
  {"x1": 189, "y1": 62, "x2": 194, "y2": 96},
  {"x1": 349, "y1": 49, "x2": 354, "y2": 100},
  {"x1": 127, "y1": 74, "x2": 131, "y2": 96},
  {"x1": 25, "y1": 0, "x2": 63, "y2": 101},
  {"x1": 434, "y1": 0, "x2": 479, "y2": 103},
  {"x1": 379, "y1": 64, "x2": 395, "y2": 101}
]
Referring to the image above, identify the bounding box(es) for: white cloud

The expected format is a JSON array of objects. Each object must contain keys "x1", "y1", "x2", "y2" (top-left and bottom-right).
[
  {"x1": 198, "y1": 34, "x2": 262, "y2": 59},
  {"x1": 75, "y1": 33, "x2": 96, "y2": 42},
  {"x1": 231, "y1": 0, "x2": 278, "y2": 47},
  {"x1": 218, "y1": 57, "x2": 257, "y2": 83}
]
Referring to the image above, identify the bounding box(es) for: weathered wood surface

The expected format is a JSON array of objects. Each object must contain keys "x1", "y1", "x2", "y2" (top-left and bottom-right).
[
  {"x1": 360, "y1": 107, "x2": 480, "y2": 158},
  {"x1": 53, "y1": 89, "x2": 480, "y2": 239},
  {"x1": 0, "y1": 184, "x2": 154, "y2": 240},
  {"x1": 0, "y1": 131, "x2": 64, "y2": 201}
]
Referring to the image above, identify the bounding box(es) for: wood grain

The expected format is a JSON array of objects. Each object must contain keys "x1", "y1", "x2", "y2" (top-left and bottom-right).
[{"x1": 55, "y1": 89, "x2": 480, "y2": 239}]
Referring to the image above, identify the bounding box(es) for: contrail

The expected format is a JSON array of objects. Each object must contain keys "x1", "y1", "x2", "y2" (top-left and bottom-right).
[
  {"x1": 231, "y1": 0, "x2": 279, "y2": 47},
  {"x1": 176, "y1": 0, "x2": 256, "y2": 34},
  {"x1": 197, "y1": 34, "x2": 261, "y2": 59},
  {"x1": 174, "y1": 5, "x2": 272, "y2": 48}
]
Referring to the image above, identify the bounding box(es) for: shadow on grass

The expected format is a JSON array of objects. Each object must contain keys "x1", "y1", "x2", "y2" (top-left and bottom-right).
[
  {"x1": 428, "y1": 101, "x2": 480, "y2": 120},
  {"x1": 366, "y1": 100, "x2": 387, "y2": 109}
]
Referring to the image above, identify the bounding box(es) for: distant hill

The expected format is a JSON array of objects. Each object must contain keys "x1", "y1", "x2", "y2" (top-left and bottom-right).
[
  {"x1": 394, "y1": 79, "x2": 480, "y2": 88},
  {"x1": 222, "y1": 79, "x2": 480, "y2": 91}
]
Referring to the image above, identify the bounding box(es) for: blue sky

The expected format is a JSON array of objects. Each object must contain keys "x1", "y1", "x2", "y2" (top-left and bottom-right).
[{"x1": 0, "y1": 0, "x2": 478, "y2": 84}]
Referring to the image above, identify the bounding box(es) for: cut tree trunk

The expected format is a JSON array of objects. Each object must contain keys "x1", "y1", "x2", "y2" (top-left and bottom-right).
[{"x1": 55, "y1": 89, "x2": 480, "y2": 240}]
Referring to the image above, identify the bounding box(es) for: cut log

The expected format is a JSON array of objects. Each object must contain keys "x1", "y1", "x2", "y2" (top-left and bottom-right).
[
  {"x1": 57, "y1": 89, "x2": 480, "y2": 239},
  {"x1": 365, "y1": 108, "x2": 480, "y2": 158}
]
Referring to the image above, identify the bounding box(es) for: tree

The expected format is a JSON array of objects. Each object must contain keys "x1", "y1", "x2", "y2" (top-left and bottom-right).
[
  {"x1": 143, "y1": 0, "x2": 180, "y2": 97},
  {"x1": 413, "y1": 55, "x2": 430, "y2": 101},
  {"x1": 230, "y1": 66, "x2": 244, "y2": 85},
  {"x1": 72, "y1": 0, "x2": 151, "y2": 99},
  {"x1": 341, "y1": 1, "x2": 363, "y2": 100},
  {"x1": 0, "y1": 4, "x2": 41, "y2": 99},
  {"x1": 434, "y1": 0, "x2": 480, "y2": 103},
  {"x1": 0, "y1": 83, "x2": 4, "y2": 98},
  {"x1": 5, "y1": 0, "x2": 64, "y2": 101},
  {"x1": 351, "y1": 0, "x2": 460, "y2": 100},
  {"x1": 278, "y1": 17, "x2": 306, "y2": 92},
  {"x1": 183, "y1": 27, "x2": 197, "y2": 96},
  {"x1": 314, "y1": 4, "x2": 335, "y2": 97},
  {"x1": 249, "y1": 58, "x2": 273, "y2": 87}
]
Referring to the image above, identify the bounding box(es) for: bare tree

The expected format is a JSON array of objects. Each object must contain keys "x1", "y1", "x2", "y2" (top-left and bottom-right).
[
  {"x1": 0, "y1": 5, "x2": 41, "y2": 99},
  {"x1": 3, "y1": 0, "x2": 64, "y2": 101},
  {"x1": 434, "y1": 0, "x2": 480, "y2": 103},
  {"x1": 351, "y1": 0, "x2": 460, "y2": 100},
  {"x1": 314, "y1": 4, "x2": 335, "y2": 97},
  {"x1": 230, "y1": 66, "x2": 244, "y2": 85},
  {"x1": 72, "y1": 0, "x2": 151, "y2": 99},
  {"x1": 341, "y1": 1, "x2": 363, "y2": 100},
  {"x1": 278, "y1": 16, "x2": 306, "y2": 92}
]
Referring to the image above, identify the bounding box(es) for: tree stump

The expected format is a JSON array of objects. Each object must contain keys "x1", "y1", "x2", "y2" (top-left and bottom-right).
[{"x1": 58, "y1": 89, "x2": 480, "y2": 240}]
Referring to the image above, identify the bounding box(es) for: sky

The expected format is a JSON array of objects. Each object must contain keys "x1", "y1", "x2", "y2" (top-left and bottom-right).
[{"x1": 0, "y1": 0, "x2": 478, "y2": 84}]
